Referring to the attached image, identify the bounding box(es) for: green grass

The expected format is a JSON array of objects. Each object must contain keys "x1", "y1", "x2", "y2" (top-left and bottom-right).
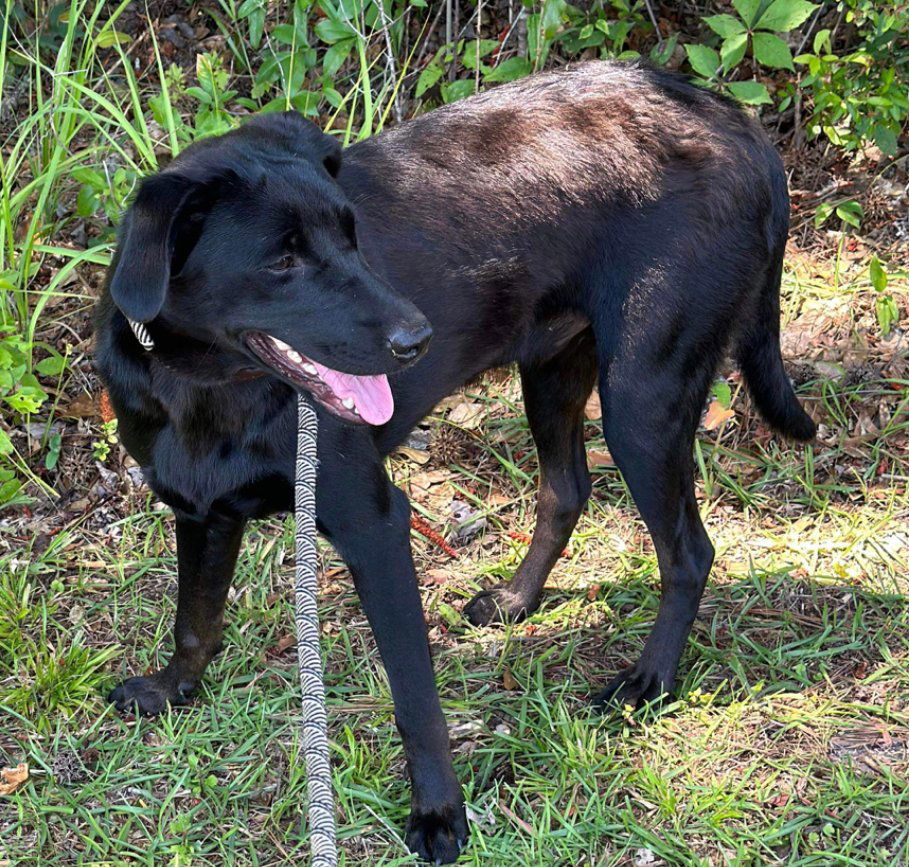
[
  {"x1": 2, "y1": 315, "x2": 908, "y2": 863},
  {"x1": 2, "y1": 2, "x2": 909, "y2": 865}
]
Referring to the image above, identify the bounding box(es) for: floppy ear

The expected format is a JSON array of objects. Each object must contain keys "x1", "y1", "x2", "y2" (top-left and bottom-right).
[
  {"x1": 319, "y1": 133, "x2": 342, "y2": 177},
  {"x1": 108, "y1": 173, "x2": 201, "y2": 323},
  {"x1": 246, "y1": 111, "x2": 342, "y2": 177}
]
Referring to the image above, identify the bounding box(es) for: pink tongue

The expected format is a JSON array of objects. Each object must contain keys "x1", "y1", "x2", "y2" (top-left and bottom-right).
[{"x1": 311, "y1": 360, "x2": 395, "y2": 425}]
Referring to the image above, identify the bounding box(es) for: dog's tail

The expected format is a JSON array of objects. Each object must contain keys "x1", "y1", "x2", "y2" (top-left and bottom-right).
[{"x1": 735, "y1": 255, "x2": 816, "y2": 442}]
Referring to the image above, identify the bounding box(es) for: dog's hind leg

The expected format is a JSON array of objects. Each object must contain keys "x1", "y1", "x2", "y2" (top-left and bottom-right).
[
  {"x1": 591, "y1": 318, "x2": 718, "y2": 710},
  {"x1": 464, "y1": 329, "x2": 597, "y2": 626},
  {"x1": 109, "y1": 510, "x2": 246, "y2": 715}
]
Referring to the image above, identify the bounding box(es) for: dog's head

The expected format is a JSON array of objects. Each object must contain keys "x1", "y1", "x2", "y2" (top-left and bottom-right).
[{"x1": 106, "y1": 112, "x2": 430, "y2": 425}]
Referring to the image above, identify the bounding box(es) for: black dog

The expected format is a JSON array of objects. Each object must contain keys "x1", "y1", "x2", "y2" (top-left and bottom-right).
[{"x1": 96, "y1": 61, "x2": 815, "y2": 863}]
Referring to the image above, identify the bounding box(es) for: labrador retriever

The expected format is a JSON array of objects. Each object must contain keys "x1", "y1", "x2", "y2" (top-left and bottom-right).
[{"x1": 95, "y1": 61, "x2": 815, "y2": 863}]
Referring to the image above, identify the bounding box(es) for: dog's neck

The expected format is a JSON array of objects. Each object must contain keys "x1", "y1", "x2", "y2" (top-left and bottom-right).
[{"x1": 120, "y1": 313, "x2": 267, "y2": 386}]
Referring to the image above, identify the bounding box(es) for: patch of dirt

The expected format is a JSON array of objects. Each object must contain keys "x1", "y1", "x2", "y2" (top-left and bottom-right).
[{"x1": 828, "y1": 726, "x2": 909, "y2": 776}]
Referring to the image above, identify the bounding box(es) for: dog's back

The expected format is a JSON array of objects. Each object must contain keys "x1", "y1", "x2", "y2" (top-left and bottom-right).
[{"x1": 343, "y1": 62, "x2": 784, "y2": 252}]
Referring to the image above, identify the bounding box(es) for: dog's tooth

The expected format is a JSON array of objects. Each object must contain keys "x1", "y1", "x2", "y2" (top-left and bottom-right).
[
  {"x1": 287, "y1": 350, "x2": 302, "y2": 363},
  {"x1": 271, "y1": 337, "x2": 291, "y2": 351},
  {"x1": 302, "y1": 363, "x2": 317, "y2": 375},
  {"x1": 342, "y1": 397, "x2": 355, "y2": 410}
]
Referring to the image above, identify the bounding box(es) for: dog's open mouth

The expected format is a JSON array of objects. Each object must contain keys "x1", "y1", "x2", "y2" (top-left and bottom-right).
[{"x1": 245, "y1": 332, "x2": 394, "y2": 425}]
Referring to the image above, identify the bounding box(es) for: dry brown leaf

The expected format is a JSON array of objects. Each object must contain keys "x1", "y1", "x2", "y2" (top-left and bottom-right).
[
  {"x1": 62, "y1": 393, "x2": 97, "y2": 419},
  {"x1": 0, "y1": 763, "x2": 28, "y2": 796},
  {"x1": 424, "y1": 568, "x2": 450, "y2": 585},
  {"x1": 588, "y1": 448, "x2": 614, "y2": 467},
  {"x1": 447, "y1": 400, "x2": 484, "y2": 430},
  {"x1": 502, "y1": 668, "x2": 518, "y2": 691},
  {"x1": 273, "y1": 634, "x2": 296, "y2": 655},
  {"x1": 703, "y1": 400, "x2": 735, "y2": 431},
  {"x1": 584, "y1": 389, "x2": 601, "y2": 420},
  {"x1": 396, "y1": 446, "x2": 430, "y2": 465},
  {"x1": 433, "y1": 394, "x2": 465, "y2": 413},
  {"x1": 498, "y1": 800, "x2": 534, "y2": 834},
  {"x1": 409, "y1": 470, "x2": 451, "y2": 489}
]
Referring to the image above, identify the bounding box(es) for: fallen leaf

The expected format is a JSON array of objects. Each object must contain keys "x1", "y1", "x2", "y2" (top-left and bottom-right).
[
  {"x1": 588, "y1": 448, "x2": 614, "y2": 467},
  {"x1": 267, "y1": 633, "x2": 296, "y2": 657},
  {"x1": 424, "y1": 568, "x2": 449, "y2": 585},
  {"x1": 498, "y1": 800, "x2": 534, "y2": 834},
  {"x1": 0, "y1": 763, "x2": 28, "y2": 796},
  {"x1": 447, "y1": 400, "x2": 484, "y2": 430},
  {"x1": 851, "y1": 412, "x2": 879, "y2": 438},
  {"x1": 396, "y1": 446, "x2": 430, "y2": 465},
  {"x1": 433, "y1": 394, "x2": 465, "y2": 413},
  {"x1": 465, "y1": 803, "x2": 496, "y2": 827},
  {"x1": 703, "y1": 400, "x2": 735, "y2": 431},
  {"x1": 502, "y1": 668, "x2": 518, "y2": 690},
  {"x1": 409, "y1": 470, "x2": 451, "y2": 489},
  {"x1": 584, "y1": 389, "x2": 601, "y2": 420},
  {"x1": 448, "y1": 499, "x2": 487, "y2": 543},
  {"x1": 768, "y1": 791, "x2": 790, "y2": 808},
  {"x1": 62, "y1": 393, "x2": 97, "y2": 418}
]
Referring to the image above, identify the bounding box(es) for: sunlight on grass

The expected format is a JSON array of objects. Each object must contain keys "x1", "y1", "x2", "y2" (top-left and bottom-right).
[{"x1": 1, "y1": 0, "x2": 907, "y2": 863}]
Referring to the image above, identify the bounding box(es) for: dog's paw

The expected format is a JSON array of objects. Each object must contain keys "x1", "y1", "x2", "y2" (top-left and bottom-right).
[
  {"x1": 463, "y1": 586, "x2": 535, "y2": 627},
  {"x1": 592, "y1": 664, "x2": 673, "y2": 712},
  {"x1": 405, "y1": 802, "x2": 468, "y2": 864},
  {"x1": 108, "y1": 673, "x2": 196, "y2": 716}
]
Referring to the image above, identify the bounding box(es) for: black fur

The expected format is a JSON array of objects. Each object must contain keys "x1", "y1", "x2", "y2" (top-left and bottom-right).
[{"x1": 95, "y1": 61, "x2": 815, "y2": 863}]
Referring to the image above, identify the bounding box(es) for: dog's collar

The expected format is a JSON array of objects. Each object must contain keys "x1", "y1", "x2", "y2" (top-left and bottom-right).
[
  {"x1": 124, "y1": 317, "x2": 265, "y2": 381},
  {"x1": 127, "y1": 318, "x2": 155, "y2": 351}
]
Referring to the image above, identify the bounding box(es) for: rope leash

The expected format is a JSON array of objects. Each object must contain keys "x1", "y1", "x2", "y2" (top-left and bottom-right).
[
  {"x1": 294, "y1": 394, "x2": 338, "y2": 866},
  {"x1": 128, "y1": 320, "x2": 338, "y2": 864}
]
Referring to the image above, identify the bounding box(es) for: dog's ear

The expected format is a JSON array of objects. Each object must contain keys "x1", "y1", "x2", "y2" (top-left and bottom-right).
[
  {"x1": 108, "y1": 172, "x2": 210, "y2": 322},
  {"x1": 246, "y1": 111, "x2": 342, "y2": 177},
  {"x1": 319, "y1": 133, "x2": 342, "y2": 177}
]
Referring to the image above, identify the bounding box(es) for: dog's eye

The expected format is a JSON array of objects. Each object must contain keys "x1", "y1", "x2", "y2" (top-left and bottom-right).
[{"x1": 268, "y1": 255, "x2": 297, "y2": 272}]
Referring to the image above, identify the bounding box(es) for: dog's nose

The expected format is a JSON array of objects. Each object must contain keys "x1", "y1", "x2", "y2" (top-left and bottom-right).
[{"x1": 387, "y1": 321, "x2": 432, "y2": 363}]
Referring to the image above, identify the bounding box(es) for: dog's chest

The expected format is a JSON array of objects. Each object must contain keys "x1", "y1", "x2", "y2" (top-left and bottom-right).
[{"x1": 142, "y1": 385, "x2": 296, "y2": 518}]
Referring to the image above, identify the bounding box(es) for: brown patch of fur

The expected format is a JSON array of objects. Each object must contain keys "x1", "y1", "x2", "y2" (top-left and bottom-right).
[
  {"x1": 461, "y1": 108, "x2": 530, "y2": 166},
  {"x1": 348, "y1": 60, "x2": 781, "y2": 271}
]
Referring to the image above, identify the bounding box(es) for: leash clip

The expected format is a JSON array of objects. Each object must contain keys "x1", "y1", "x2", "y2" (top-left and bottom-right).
[{"x1": 127, "y1": 319, "x2": 155, "y2": 351}]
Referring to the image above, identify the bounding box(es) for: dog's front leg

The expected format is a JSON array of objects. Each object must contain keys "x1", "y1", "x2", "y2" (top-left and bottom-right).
[
  {"x1": 317, "y1": 445, "x2": 466, "y2": 863},
  {"x1": 110, "y1": 509, "x2": 245, "y2": 715}
]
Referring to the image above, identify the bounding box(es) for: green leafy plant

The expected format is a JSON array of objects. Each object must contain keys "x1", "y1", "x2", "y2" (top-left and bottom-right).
[
  {"x1": 0, "y1": 325, "x2": 46, "y2": 417},
  {"x1": 815, "y1": 197, "x2": 864, "y2": 230},
  {"x1": 869, "y1": 256, "x2": 899, "y2": 337},
  {"x1": 92, "y1": 418, "x2": 118, "y2": 462},
  {"x1": 150, "y1": 53, "x2": 239, "y2": 144},
  {"x1": 687, "y1": 0, "x2": 817, "y2": 105},
  {"x1": 71, "y1": 165, "x2": 137, "y2": 241},
  {"x1": 0, "y1": 316, "x2": 69, "y2": 499},
  {"x1": 795, "y1": 2, "x2": 909, "y2": 156}
]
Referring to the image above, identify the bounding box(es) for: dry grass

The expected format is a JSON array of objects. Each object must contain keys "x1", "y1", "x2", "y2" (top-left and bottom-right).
[
  {"x1": 1, "y1": 3, "x2": 908, "y2": 863},
  {"x1": 2, "y1": 256, "x2": 908, "y2": 865}
]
